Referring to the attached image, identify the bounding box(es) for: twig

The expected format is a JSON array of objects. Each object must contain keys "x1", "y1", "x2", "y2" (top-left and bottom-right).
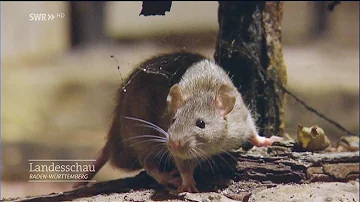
[
  {"x1": 110, "y1": 55, "x2": 125, "y2": 83},
  {"x1": 256, "y1": 60, "x2": 357, "y2": 137}
]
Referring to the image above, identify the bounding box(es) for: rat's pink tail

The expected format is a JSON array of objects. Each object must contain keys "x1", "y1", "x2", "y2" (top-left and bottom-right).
[{"x1": 72, "y1": 146, "x2": 109, "y2": 189}]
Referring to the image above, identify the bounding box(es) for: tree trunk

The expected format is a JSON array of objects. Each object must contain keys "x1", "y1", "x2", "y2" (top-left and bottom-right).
[{"x1": 214, "y1": 2, "x2": 287, "y2": 139}]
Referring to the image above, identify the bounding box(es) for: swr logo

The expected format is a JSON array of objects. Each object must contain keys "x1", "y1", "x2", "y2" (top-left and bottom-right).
[{"x1": 29, "y1": 13, "x2": 62, "y2": 21}]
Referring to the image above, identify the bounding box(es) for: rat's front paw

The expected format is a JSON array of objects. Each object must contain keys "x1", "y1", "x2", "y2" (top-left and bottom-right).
[
  {"x1": 158, "y1": 170, "x2": 182, "y2": 189},
  {"x1": 178, "y1": 183, "x2": 199, "y2": 193}
]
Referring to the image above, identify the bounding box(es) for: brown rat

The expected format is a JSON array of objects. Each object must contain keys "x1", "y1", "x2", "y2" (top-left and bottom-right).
[{"x1": 73, "y1": 52, "x2": 282, "y2": 192}]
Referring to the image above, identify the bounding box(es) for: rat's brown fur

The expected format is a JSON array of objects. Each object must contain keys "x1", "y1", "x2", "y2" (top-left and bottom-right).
[{"x1": 73, "y1": 52, "x2": 281, "y2": 192}]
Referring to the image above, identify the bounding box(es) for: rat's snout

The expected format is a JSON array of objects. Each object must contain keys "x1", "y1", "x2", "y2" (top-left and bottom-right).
[
  {"x1": 167, "y1": 135, "x2": 198, "y2": 161},
  {"x1": 167, "y1": 136, "x2": 190, "y2": 158},
  {"x1": 169, "y1": 139, "x2": 181, "y2": 150},
  {"x1": 168, "y1": 138, "x2": 185, "y2": 151}
]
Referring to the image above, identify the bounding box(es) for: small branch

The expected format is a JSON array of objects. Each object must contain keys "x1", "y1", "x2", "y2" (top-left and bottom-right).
[
  {"x1": 140, "y1": 1, "x2": 172, "y2": 16},
  {"x1": 261, "y1": 67, "x2": 357, "y2": 137}
]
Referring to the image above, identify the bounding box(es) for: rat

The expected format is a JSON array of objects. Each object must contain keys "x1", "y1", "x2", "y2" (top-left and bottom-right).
[{"x1": 73, "y1": 52, "x2": 282, "y2": 192}]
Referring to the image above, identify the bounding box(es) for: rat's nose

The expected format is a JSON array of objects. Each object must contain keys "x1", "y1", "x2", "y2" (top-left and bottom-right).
[
  {"x1": 168, "y1": 138, "x2": 184, "y2": 151},
  {"x1": 168, "y1": 137, "x2": 191, "y2": 159},
  {"x1": 169, "y1": 139, "x2": 181, "y2": 150}
]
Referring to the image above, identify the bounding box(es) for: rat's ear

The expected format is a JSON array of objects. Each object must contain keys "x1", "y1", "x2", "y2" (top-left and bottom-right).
[
  {"x1": 167, "y1": 84, "x2": 184, "y2": 113},
  {"x1": 214, "y1": 84, "x2": 236, "y2": 117}
]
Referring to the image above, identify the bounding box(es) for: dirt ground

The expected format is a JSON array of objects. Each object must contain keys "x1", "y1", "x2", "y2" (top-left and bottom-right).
[{"x1": 69, "y1": 181, "x2": 359, "y2": 202}]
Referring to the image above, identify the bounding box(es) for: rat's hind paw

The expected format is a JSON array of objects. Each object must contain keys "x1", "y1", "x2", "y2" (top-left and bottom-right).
[
  {"x1": 269, "y1": 136, "x2": 283, "y2": 143},
  {"x1": 250, "y1": 134, "x2": 283, "y2": 147}
]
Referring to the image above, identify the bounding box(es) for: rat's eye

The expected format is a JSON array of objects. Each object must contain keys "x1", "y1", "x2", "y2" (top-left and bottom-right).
[
  {"x1": 196, "y1": 119, "x2": 205, "y2": 129},
  {"x1": 171, "y1": 118, "x2": 176, "y2": 124}
]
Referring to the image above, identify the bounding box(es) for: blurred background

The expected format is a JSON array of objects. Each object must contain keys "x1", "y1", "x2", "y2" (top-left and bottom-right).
[{"x1": 1, "y1": 1, "x2": 359, "y2": 199}]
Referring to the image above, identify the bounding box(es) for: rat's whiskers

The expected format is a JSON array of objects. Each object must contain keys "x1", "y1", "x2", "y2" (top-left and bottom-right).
[
  {"x1": 122, "y1": 116, "x2": 169, "y2": 138},
  {"x1": 193, "y1": 147, "x2": 215, "y2": 175},
  {"x1": 163, "y1": 151, "x2": 172, "y2": 171},
  {"x1": 189, "y1": 148, "x2": 203, "y2": 170},
  {"x1": 129, "y1": 138, "x2": 167, "y2": 148},
  {"x1": 123, "y1": 134, "x2": 167, "y2": 142},
  {"x1": 220, "y1": 149, "x2": 238, "y2": 162},
  {"x1": 158, "y1": 149, "x2": 170, "y2": 167},
  {"x1": 215, "y1": 153, "x2": 234, "y2": 172},
  {"x1": 133, "y1": 124, "x2": 169, "y2": 139}
]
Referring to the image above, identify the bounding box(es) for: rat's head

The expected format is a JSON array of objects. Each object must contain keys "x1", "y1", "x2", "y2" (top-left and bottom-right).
[{"x1": 165, "y1": 84, "x2": 237, "y2": 160}]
